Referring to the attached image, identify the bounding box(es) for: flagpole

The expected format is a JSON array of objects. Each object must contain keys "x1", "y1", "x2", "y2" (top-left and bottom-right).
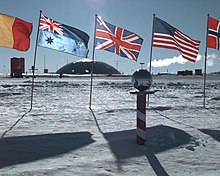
[
  {"x1": 89, "y1": 14, "x2": 97, "y2": 109},
  {"x1": 147, "y1": 14, "x2": 155, "y2": 107},
  {"x1": 30, "y1": 10, "x2": 42, "y2": 110},
  {"x1": 203, "y1": 14, "x2": 209, "y2": 108},
  {"x1": 149, "y1": 14, "x2": 155, "y2": 73}
]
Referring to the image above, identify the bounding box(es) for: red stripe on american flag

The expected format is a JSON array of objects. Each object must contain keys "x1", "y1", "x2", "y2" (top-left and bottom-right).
[
  {"x1": 175, "y1": 30, "x2": 200, "y2": 46},
  {"x1": 153, "y1": 44, "x2": 179, "y2": 51},
  {"x1": 153, "y1": 32, "x2": 200, "y2": 62},
  {"x1": 174, "y1": 32, "x2": 200, "y2": 51},
  {"x1": 174, "y1": 35, "x2": 200, "y2": 52}
]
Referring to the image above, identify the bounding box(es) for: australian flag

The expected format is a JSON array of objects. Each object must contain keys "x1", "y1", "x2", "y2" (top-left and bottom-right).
[
  {"x1": 95, "y1": 16, "x2": 143, "y2": 61},
  {"x1": 208, "y1": 16, "x2": 220, "y2": 50},
  {"x1": 38, "y1": 13, "x2": 89, "y2": 57}
]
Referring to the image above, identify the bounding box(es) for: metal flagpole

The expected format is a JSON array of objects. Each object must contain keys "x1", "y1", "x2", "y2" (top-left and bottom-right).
[
  {"x1": 149, "y1": 14, "x2": 155, "y2": 73},
  {"x1": 203, "y1": 14, "x2": 209, "y2": 108},
  {"x1": 147, "y1": 14, "x2": 155, "y2": 107},
  {"x1": 89, "y1": 14, "x2": 97, "y2": 109},
  {"x1": 30, "y1": 10, "x2": 42, "y2": 110},
  {"x1": 1, "y1": 11, "x2": 42, "y2": 138}
]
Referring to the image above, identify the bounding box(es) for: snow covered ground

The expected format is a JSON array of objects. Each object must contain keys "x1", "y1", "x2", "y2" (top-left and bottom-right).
[{"x1": 0, "y1": 74, "x2": 219, "y2": 176}]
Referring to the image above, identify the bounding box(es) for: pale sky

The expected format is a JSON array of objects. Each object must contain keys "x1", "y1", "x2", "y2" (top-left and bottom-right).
[{"x1": 1, "y1": 0, "x2": 220, "y2": 74}]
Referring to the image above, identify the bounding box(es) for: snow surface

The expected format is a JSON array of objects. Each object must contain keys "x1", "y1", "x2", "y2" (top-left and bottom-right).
[{"x1": 0, "y1": 74, "x2": 219, "y2": 176}]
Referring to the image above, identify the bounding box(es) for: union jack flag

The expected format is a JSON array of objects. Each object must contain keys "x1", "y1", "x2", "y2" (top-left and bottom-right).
[
  {"x1": 95, "y1": 17, "x2": 143, "y2": 61},
  {"x1": 208, "y1": 16, "x2": 220, "y2": 50},
  {"x1": 39, "y1": 14, "x2": 63, "y2": 35}
]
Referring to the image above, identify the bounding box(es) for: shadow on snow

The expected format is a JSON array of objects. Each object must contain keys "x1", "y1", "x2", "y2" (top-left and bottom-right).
[
  {"x1": 0, "y1": 132, "x2": 95, "y2": 168},
  {"x1": 199, "y1": 129, "x2": 220, "y2": 142},
  {"x1": 91, "y1": 109, "x2": 192, "y2": 176},
  {"x1": 103, "y1": 125, "x2": 191, "y2": 176}
]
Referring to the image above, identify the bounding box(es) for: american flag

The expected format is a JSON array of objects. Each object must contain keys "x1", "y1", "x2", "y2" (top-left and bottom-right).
[
  {"x1": 95, "y1": 17, "x2": 143, "y2": 61},
  {"x1": 153, "y1": 17, "x2": 200, "y2": 62},
  {"x1": 208, "y1": 16, "x2": 220, "y2": 50}
]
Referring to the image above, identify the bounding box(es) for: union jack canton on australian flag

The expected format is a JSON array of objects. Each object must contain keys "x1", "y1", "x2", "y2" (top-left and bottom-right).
[
  {"x1": 38, "y1": 13, "x2": 89, "y2": 58},
  {"x1": 95, "y1": 16, "x2": 143, "y2": 61}
]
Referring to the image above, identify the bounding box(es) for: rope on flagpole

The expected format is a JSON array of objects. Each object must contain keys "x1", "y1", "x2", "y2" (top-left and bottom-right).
[
  {"x1": 89, "y1": 14, "x2": 97, "y2": 109},
  {"x1": 203, "y1": 14, "x2": 209, "y2": 108},
  {"x1": 147, "y1": 14, "x2": 155, "y2": 107},
  {"x1": 30, "y1": 10, "x2": 42, "y2": 110},
  {"x1": 1, "y1": 110, "x2": 31, "y2": 139}
]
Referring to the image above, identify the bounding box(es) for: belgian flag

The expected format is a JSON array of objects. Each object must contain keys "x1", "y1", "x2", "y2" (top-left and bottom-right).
[{"x1": 0, "y1": 13, "x2": 32, "y2": 51}]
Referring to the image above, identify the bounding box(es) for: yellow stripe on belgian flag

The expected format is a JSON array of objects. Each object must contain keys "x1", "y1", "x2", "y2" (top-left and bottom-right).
[{"x1": 0, "y1": 14, "x2": 15, "y2": 49}]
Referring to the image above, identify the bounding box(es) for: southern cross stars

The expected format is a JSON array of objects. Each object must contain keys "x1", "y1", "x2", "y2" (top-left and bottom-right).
[{"x1": 46, "y1": 36, "x2": 54, "y2": 45}]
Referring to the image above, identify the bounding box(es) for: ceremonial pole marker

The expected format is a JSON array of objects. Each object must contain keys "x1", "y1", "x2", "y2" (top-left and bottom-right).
[
  {"x1": 130, "y1": 69, "x2": 154, "y2": 145},
  {"x1": 137, "y1": 94, "x2": 146, "y2": 145}
]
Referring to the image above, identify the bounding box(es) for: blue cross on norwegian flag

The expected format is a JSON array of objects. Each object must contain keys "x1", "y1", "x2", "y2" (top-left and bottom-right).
[{"x1": 95, "y1": 16, "x2": 143, "y2": 61}]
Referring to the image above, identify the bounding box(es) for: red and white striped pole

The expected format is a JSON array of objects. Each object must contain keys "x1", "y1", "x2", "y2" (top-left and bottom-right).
[
  {"x1": 130, "y1": 69, "x2": 154, "y2": 145},
  {"x1": 136, "y1": 93, "x2": 146, "y2": 145}
]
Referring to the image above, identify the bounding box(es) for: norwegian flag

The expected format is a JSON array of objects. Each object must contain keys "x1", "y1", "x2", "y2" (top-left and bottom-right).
[
  {"x1": 208, "y1": 17, "x2": 220, "y2": 50},
  {"x1": 95, "y1": 17, "x2": 143, "y2": 61}
]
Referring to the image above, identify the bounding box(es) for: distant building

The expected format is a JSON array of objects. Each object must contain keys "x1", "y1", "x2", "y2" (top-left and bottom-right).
[
  {"x1": 177, "y1": 70, "x2": 193, "y2": 76},
  {"x1": 185, "y1": 70, "x2": 193, "y2": 75},
  {"x1": 195, "y1": 69, "x2": 202, "y2": 76},
  {"x1": 10, "y1": 57, "x2": 25, "y2": 78},
  {"x1": 56, "y1": 61, "x2": 121, "y2": 75},
  {"x1": 177, "y1": 71, "x2": 184, "y2": 76},
  {"x1": 44, "y1": 69, "x2": 48, "y2": 73}
]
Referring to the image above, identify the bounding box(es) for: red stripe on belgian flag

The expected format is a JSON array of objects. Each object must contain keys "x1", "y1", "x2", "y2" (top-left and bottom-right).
[
  {"x1": 12, "y1": 17, "x2": 32, "y2": 51},
  {"x1": 0, "y1": 14, "x2": 32, "y2": 51}
]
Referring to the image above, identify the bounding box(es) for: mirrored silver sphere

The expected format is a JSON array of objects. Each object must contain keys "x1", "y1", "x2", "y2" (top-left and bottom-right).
[{"x1": 131, "y1": 69, "x2": 152, "y2": 91}]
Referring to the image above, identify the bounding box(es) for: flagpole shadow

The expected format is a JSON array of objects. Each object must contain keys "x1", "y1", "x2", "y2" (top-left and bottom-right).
[
  {"x1": 89, "y1": 109, "x2": 191, "y2": 175},
  {"x1": 89, "y1": 107, "x2": 103, "y2": 134},
  {"x1": 1, "y1": 109, "x2": 32, "y2": 139},
  {"x1": 145, "y1": 152, "x2": 169, "y2": 176},
  {"x1": 199, "y1": 129, "x2": 220, "y2": 142}
]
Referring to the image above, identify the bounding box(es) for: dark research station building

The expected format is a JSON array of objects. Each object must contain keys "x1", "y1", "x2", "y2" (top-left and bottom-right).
[
  {"x1": 56, "y1": 61, "x2": 121, "y2": 75},
  {"x1": 10, "y1": 57, "x2": 25, "y2": 78}
]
